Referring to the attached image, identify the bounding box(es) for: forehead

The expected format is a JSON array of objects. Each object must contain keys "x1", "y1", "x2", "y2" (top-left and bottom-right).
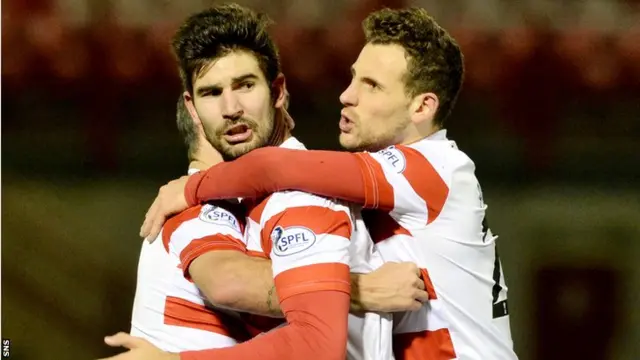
[
  {"x1": 353, "y1": 43, "x2": 408, "y2": 83},
  {"x1": 195, "y1": 50, "x2": 265, "y2": 86}
]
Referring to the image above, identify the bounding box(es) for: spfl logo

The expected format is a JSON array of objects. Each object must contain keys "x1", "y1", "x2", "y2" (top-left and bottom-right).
[
  {"x1": 199, "y1": 204, "x2": 241, "y2": 233},
  {"x1": 271, "y1": 226, "x2": 316, "y2": 256},
  {"x1": 377, "y1": 146, "x2": 406, "y2": 173}
]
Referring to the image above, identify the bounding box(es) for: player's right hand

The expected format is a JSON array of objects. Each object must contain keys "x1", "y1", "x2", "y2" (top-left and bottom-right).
[
  {"x1": 140, "y1": 175, "x2": 190, "y2": 241},
  {"x1": 361, "y1": 262, "x2": 428, "y2": 312},
  {"x1": 99, "y1": 332, "x2": 178, "y2": 360}
]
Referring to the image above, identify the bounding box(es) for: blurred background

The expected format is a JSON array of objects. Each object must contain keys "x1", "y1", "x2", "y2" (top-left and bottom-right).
[{"x1": 2, "y1": 0, "x2": 639, "y2": 359}]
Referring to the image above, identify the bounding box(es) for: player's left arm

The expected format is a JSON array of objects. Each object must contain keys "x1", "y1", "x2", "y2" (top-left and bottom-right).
[
  {"x1": 180, "y1": 203, "x2": 353, "y2": 360},
  {"x1": 184, "y1": 148, "x2": 368, "y2": 207},
  {"x1": 184, "y1": 145, "x2": 447, "y2": 216}
]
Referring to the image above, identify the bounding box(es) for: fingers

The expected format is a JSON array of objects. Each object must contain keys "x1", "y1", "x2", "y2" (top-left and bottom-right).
[
  {"x1": 408, "y1": 300, "x2": 423, "y2": 312},
  {"x1": 414, "y1": 289, "x2": 430, "y2": 303},
  {"x1": 147, "y1": 214, "x2": 165, "y2": 242},
  {"x1": 140, "y1": 196, "x2": 160, "y2": 238},
  {"x1": 411, "y1": 263, "x2": 421, "y2": 277},
  {"x1": 396, "y1": 261, "x2": 421, "y2": 276},
  {"x1": 283, "y1": 108, "x2": 295, "y2": 130},
  {"x1": 104, "y1": 332, "x2": 140, "y2": 349},
  {"x1": 414, "y1": 277, "x2": 426, "y2": 290}
]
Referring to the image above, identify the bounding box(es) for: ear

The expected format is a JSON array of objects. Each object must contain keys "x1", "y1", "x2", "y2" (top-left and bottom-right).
[
  {"x1": 410, "y1": 92, "x2": 439, "y2": 126},
  {"x1": 271, "y1": 73, "x2": 288, "y2": 110},
  {"x1": 183, "y1": 91, "x2": 203, "y2": 128}
]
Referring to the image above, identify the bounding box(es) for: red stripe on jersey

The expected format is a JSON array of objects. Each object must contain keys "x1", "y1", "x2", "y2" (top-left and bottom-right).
[
  {"x1": 180, "y1": 235, "x2": 247, "y2": 281},
  {"x1": 246, "y1": 195, "x2": 273, "y2": 224},
  {"x1": 274, "y1": 263, "x2": 351, "y2": 302},
  {"x1": 398, "y1": 146, "x2": 449, "y2": 224},
  {"x1": 163, "y1": 296, "x2": 251, "y2": 341},
  {"x1": 357, "y1": 153, "x2": 395, "y2": 210},
  {"x1": 162, "y1": 206, "x2": 203, "y2": 252},
  {"x1": 261, "y1": 205, "x2": 352, "y2": 253},
  {"x1": 420, "y1": 268, "x2": 438, "y2": 300},
  {"x1": 393, "y1": 328, "x2": 457, "y2": 360},
  {"x1": 361, "y1": 210, "x2": 412, "y2": 244}
]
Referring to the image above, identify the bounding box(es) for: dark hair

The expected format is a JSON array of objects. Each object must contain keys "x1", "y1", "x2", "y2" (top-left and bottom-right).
[
  {"x1": 175, "y1": 95, "x2": 198, "y2": 160},
  {"x1": 172, "y1": 3, "x2": 281, "y2": 95},
  {"x1": 363, "y1": 7, "x2": 464, "y2": 126}
]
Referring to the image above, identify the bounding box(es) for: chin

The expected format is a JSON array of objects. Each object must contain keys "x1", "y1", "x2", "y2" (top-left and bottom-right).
[
  {"x1": 219, "y1": 142, "x2": 254, "y2": 161},
  {"x1": 339, "y1": 133, "x2": 365, "y2": 152}
]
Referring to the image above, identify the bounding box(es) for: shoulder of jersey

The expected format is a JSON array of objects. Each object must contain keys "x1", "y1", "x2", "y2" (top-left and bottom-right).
[
  {"x1": 196, "y1": 203, "x2": 243, "y2": 234},
  {"x1": 269, "y1": 190, "x2": 345, "y2": 208},
  {"x1": 164, "y1": 205, "x2": 203, "y2": 228},
  {"x1": 377, "y1": 142, "x2": 473, "y2": 175}
]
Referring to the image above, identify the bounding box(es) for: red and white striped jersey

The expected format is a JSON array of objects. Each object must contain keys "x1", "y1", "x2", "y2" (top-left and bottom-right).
[
  {"x1": 244, "y1": 137, "x2": 394, "y2": 360},
  {"x1": 358, "y1": 130, "x2": 517, "y2": 360},
  {"x1": 130, "y1": 197, "x2": 251, "y2": 352}
]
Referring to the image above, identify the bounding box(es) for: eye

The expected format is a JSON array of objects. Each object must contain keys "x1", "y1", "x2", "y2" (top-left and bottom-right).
[
  {"x1": 363, "y1": 79, "x2": 379, "y2": 91},
  {"x1": 203, "y1": 89, "x2": 222, "y2": 97},
  {"x1": 240, "y1": 81, "x2": 255, "y2": 90}
]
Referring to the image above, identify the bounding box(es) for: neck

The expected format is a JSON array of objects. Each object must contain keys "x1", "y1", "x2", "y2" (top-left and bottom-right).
[
  {"x1": 189, "y1": 144, "x2": 224, "y2": 171},
  {"x1": 189, "y1": 159, "x2": 212, "y2": 172},
  {"x1": 400, "y1": 125, "x2": 441, "y2": 146},
  {"x1": 267, "y1": 113, "x2": 291, "y2": 147}
]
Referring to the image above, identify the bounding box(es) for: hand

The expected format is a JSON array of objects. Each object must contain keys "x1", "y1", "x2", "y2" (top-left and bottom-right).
[
  {"x1": 359, "y1": 262, "x2": 428, "y2": 312},
  {"x1": 98, "y1": 332, "x2": 179, "y2": 360},
  {"x1": 281, "y1": 107, "x2": 295, "y2": 130},
  {"x1": 140, "y1": 176, "x2": 190, "y2": 241}
]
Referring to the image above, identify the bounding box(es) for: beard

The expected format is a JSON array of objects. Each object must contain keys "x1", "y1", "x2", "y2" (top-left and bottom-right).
[
  {"x1": 203, "y1": 114, "x2": 275, "y2": 161},
  {"x1": 341, "y1": 117, "x2": 410, "y2": 153}
]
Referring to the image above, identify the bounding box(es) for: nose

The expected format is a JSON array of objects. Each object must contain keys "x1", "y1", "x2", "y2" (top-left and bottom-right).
[
  {"x1": 339, "y1": 81, "x2": 358, "y2": 107},
  {"x1": 221, "y1": 90, "x2": 243, "y2": 120}
]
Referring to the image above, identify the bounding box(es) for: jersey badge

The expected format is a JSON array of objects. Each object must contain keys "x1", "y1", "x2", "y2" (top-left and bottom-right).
[
  {"x1": 198, "y1": 204, "x2": 241, "y2": 233},
  {"x1": 377, "y1": 146, "x2": 407, "y2": 173},
  {"x1": 271, "y1": 226, "x2": 316, "y2": 257}
]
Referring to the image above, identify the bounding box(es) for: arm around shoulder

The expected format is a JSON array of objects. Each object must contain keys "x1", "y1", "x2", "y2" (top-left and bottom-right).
[{"x1": 189, "y1": 250, "x2": 282, "y2": 317}]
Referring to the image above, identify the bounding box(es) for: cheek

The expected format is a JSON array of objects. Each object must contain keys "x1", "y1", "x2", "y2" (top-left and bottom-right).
[
  {"x1": 198, "y1": 114, "x2": 226, "y2": 136},
  {"x1": 240, "y1": 93, "x2": 273, "y2": 125},
  {"x1": 359, "y1": 105, "x2": 391, "y2": 132},
  {"x1": 239, "y1": 88, "x2": 271, "y2": 113},
  {"x1": 195, "y1": 99, "x2": 222, "y2": 121}
]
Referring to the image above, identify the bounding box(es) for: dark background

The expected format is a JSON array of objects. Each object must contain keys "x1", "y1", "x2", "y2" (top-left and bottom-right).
[{"x1": 2, "y1": 0, "x2": 639, "y2": 359}]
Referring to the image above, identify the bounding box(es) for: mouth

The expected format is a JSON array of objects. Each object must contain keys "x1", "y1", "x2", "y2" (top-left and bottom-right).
[
  {"x1": 224, "y1": 124, "x2": 253, "y2": 144},
  {"x1": 339, "y1": 111, "x2": 355, "y2": 133}
]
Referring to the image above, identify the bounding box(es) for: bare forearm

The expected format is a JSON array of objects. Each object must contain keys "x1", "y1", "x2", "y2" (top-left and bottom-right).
[
  {"x1": 215, "y1": 268, "x2": 376, "y2": 315},
  {"x1": 190, "y1": 251, "x2": 282, "y2": 317},
  {"x1": 216, "y1": 256, "x2": 281, "y2": 317},
  {"x1": 192, "y1": 252, "x2": 397, "y2": 317}
]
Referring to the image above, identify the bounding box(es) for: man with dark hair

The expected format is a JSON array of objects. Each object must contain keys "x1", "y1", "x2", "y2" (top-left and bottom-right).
[
  {"x1": 141, "y1": 7, "x2": 518, "y2": 360},
  {"x1": 173, "y1": 4, "x2": 286, "y2": 162},
  {"x1": 104, "y1": 4, "x2": 428, "y2": 360}
]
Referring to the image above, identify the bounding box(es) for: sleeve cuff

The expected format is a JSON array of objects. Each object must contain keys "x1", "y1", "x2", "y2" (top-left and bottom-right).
[{"x1": 185, "y1": 171, "x2": 206, "y2": 206}]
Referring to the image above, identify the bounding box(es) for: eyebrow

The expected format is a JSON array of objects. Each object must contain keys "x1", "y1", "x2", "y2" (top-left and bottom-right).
[
  {"x1": 195, "y1": 73, "x2": 260, "y2": 96},
  {"x1": 231, "y1": 73, "x2": 260, "y2": 86},
  {"x1": 351, "y1": 66, "x2": 384, "y2": 90}
]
